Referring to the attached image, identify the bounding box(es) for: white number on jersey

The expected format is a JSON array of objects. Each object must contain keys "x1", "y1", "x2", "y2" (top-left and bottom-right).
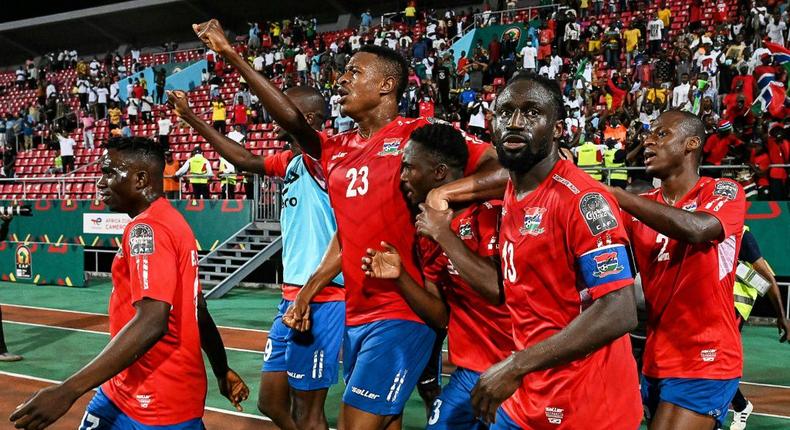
[
  {"x1": 345, "y1": 166, "x2": 369, "y2": 197},
  {"x1": 655, "y1": 233, "x2": 670, "y2": 262},
  {"x1": 501, "y1": 240, "x2": 517, "y2": 283}
]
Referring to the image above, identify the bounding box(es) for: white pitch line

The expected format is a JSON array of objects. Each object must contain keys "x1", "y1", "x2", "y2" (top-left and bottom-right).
[
  {"x1": 0, "y1": 370, "x2": 338, "y2": 429},
  {"x1": 740, "y1": 381, "x2": 790, "y2": 389}
]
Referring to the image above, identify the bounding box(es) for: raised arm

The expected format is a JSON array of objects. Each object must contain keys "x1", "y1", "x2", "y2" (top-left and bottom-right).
[
  {"x1": 427, "y1": 150, "x2": 508, "y2": 210},
  {"x1": 168, "y1": 90, "x2": 265, "y2": 174},
  {"x1": 610, "y1": 186, "x2": 723, "y2": 243},
  {"x1": 192, "y1": 19, "x2": 321, "y2": 158}
]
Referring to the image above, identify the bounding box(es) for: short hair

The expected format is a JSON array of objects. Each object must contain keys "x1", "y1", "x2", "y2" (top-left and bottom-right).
[
  {"x1": 358, "y1": 45, "x2": 409, "y2": 101},
  {"x1": 104, "y1": 137, "x2": 165, "y2": 173},
  {"x1": 284, "y1": 85, "x2": 328, "y2": 119},
  {"x1": 505, "y1": 71, "x2": 566, "y2": 121},
  {"x1": 669, "y1": 110, "x2": 707, "y2": 142},
  {"x1": 409, "y1": 123, "x2": 469, "y2": 174}
]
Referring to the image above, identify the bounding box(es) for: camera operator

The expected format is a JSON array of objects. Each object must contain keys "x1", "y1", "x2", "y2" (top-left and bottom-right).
[{"x1": 0, "y1": 213, "x2": 22, "y2": 361}]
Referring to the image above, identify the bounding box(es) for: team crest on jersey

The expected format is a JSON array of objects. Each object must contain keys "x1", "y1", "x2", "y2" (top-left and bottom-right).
[
  {"x1": 579, "y1": 192, "x2": 618, "y2": 235},
  {"x1": 519, "y1": 207, "x2": 546, "y2": 236},
  {"x1": 129, "y1": 224, "x2": 154, "y2": 256},
  {"x1": 458, "y1": 218, "x2": 473, "y2": 239},
  {"x1": 713, "y1": 180, "x2": 738, "y2": 200},
  {"x1": 378, "y1": 138, "x2": 402, "y2": 156},
  {"x1": 592, "y1": 251, "x2": 625, "y2": 278}
]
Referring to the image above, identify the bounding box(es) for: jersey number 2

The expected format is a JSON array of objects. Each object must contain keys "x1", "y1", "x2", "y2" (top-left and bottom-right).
[
  {"x1": 655, "y1": 234, "x2": 670, "y2": 262},
  {"x1": 345, "y1": 166, "x2": 369, "y2": 197}
]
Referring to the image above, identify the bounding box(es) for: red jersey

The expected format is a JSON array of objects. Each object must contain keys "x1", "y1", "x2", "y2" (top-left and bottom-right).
[
  {"x1": 419, "y1": 100, "x2": 435, "y2": 118},
  {"x1": 233, "y1": 104, "x2": 248, "y2": 125},
  {"x1": 767, "y1": 137, "x2": 789, "y2": 180},
  {"x1": 314, "y1": 116, "x2": 489, "y2": 326},
  {"x1": 499, "y1": 160, "x2": 641, "y2": 429},
  {"x1": 704, "y1": 133, "x2": 742, "y2": 165},
  {"x1": 624, "y1": 177, "x2": 745, "y2": 379},
  {"x1": 750, "y1": 150, "x2": 770, "y2": 187},
  {"x1": 419, "y1": 201, "x2": 514, "y2": 373},
  {"x1": 103, "y1": 198, "x2": 205, "y2": 425}
]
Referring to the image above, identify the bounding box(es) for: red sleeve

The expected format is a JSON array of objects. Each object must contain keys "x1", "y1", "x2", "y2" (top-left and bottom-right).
[
  {"x1": 695, "y1": 178, "x2": 746, "y2": 243},
  {"x1": 475, "y1": 202, "x2": 501, "y2": 258},
  {"x1": 567, "y1": 191, "x2": 634, "y2": 300},
  {"x1": 419, "y1": 237, "x2": 447, "y2": 285},
  {"x1": 127, "y1": 222, "x2": 178, "y2": 306},
  {"x1": 262, "y1": 149, "x2": 294, "y2": 178},
  {"x1": 460, "y1": 131, "x2": 492, "y2": 175}
]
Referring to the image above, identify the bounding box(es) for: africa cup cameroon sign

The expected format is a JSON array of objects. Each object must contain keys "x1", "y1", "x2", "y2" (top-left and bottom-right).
[{"x1": 15, "y1": 244, "x2": 31, "y2": 279}]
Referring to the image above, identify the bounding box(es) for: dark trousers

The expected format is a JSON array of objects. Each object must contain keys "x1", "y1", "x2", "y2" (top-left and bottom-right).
[
  {"x1": 221, "y1": 183, "x2": 235, "y2": 199},
  {"x1": 769, "y1": 178, "x2": 786, "y2": 200},
  {"x1": 62, "y1": 155, "x2": 74, "y2": 173},
  {"x1": 165, "y1": 190, "x2": 179, "y2": 200},
  {"x1": 0, "y1": 306, "x2": 7, "y2": 353},
  {"x1": 191, "y1": 182, "x2": 209, "y2": 199}
]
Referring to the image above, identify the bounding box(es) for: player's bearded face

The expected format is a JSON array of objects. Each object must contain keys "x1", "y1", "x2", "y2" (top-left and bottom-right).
[{"x1": 492, "y1": 84, "x2": 558, "y2": 174}]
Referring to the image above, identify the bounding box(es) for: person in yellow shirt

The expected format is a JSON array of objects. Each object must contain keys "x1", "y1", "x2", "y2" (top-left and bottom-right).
[
  {"x1": 405, "y1": 2, "x2": 417, "y2": 25},
  {"x1": 622, "y1": 25, "x2": 641, "y2": 68},
  {"x1": 658, "y1": 6, "x2": 671, "y2": 28},
  {"x1": 211, "y1": 96, "x2": 227, "y2": 133},
  {"x1": 588, "y1": 33, "x2": 602, "y2": 54},
  {"x1": 646, "y1": 86, "x2": 668, "y2": 107}
]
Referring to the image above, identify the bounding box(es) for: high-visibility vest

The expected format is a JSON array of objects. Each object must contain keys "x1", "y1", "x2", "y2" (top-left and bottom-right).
[
  {"x1": 189, "y1": 155, "x2": 209, "y2": 184},
  {"x1": 576, "y1": 142, "x2": 602, "y2": 180},
  {"x1": 733, "y1": 226, "x2": 771, "y2": 320},
  {"x1": 604, "y1": 148, "x2": 628, "y2": 181},
  {"x1": 219, "y1": 159, "x2": 236, "y2": 185}
]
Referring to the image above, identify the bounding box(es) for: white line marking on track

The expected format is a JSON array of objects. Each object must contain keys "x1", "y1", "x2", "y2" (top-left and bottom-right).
[
  {"x1": 0, "y1": 371, "x2": 338, "y2": 429},
  {"x1": 740, "y1": 381, "x2": 790, "y2": 389}
]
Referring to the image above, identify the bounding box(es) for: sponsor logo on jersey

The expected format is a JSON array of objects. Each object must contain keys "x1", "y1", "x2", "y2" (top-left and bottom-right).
[
  {"x1": 129, "y1": 224, "x2": 154, "y2": 256},
  {"x1": 579, "y1": 192, "x2": 618, "y2": 235},
  {"x1": 682, "y1": 201, "x2": 698, "y2": 212},
  {"x1": 378, "y1": 138, "x2": 402, "y2": 156},
  {"x1": 700, "y1": 349, "x2": 717, "y2": 362},
  {"x1": 713, "y1": 180, "x2": 738, "y2": 200},
  {"x1": 592, "y1": 251, "x2": 625, "y2": 278},
  {"x1": 519, "y1": 207, "x2": 546, "y2": 236},
  {"x1": 552, "y1": 174, "x2": 580, "y2": 194},
  {"x1": 545, "y1": 407, "x2": 565, "y2": 424},
  {"x1": 136, "y1": 394, "x2": 152, "y2": 409},
  {"x1": 331, "y1": 151, "x2": 347, "y2": 160},
  {"x1": 458, "y1": 218, "x2": 473, "y2": 239},
  {"x1": 351, "y1": 386, "x2": 381, "y2": 400}
]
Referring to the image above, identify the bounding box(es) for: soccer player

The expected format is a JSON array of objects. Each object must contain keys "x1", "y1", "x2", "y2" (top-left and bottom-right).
[
  {"x1": 468, "y1": 72, "x2": 643, "y2": 428},
  {"x1": 609, "y1": 110, "x2": 746, "y2": 430},
  {"x1": 9, "y1": 137, "x2": 248, "y2": 430},
  {"x1": 168, "y1": 86, "x2": 344, "y2": 430},
  {"x1": 191, "y1": 19, "x2": 505, "y2": 429},
  {"x1": 362, "y1": 123, "x2": 514, "y2": 429}
]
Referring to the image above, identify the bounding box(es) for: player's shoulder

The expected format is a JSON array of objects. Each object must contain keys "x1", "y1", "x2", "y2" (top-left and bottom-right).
[
  {"x1": 549, "y1": 160, "x2": 607, "y2": 200},
  {"x1": 698, "y1": 176, "x2": 743, "y2": 200}
]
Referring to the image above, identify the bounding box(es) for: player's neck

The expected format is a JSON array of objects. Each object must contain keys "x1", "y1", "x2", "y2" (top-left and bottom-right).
[
  {"x1": 659, "y1": 166, "x2": 700, "y2": 205},
  {"x1": 355, "y1": 101, "x2": 398, "y2": 139},
  {"x1": 127, "y1": 192, "x2": 163, "y2": 218},
  {"x1": 510, "y1": 151, "x2": 560, "y2": 200}
]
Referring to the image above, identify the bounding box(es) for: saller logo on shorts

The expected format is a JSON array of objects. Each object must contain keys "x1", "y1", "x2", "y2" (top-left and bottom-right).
[
  {"x1": 129, "y1": 224, "x2": 154, "y2": 256},
  {"x1": 579, "y1": 193, "x2": 618, "y2": 235}
]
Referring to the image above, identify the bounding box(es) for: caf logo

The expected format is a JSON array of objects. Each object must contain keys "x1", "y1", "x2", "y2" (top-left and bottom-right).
[{"x1": 15, "y1": 245, "x2": 31, "y2": 279}]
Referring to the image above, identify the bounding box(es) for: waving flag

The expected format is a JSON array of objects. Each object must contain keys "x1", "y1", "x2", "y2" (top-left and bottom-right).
[
  {"x1": 751, "y1": 80, "x2": 790, "y2": 118},
  {"x1": 764, "y1": 40, "x2": 790, "y2": 75}
]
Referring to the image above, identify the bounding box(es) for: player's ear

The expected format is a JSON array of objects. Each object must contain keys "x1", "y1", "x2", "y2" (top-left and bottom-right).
[
  {"x1": 380, "y1": 75, "x2": 397, "y2": 97},
  {"x1": 554, "y1": 120, "x2": 564, "y2": 139},
  {"x1": 435, "y1": 163, "x2": 448, "y2": 181},
  {"x1": 135, "y1": 169, "x2": 150, "y2": 190},
  {"x1": 685, "y1": 135, "x2": 701, "y2": 153}
]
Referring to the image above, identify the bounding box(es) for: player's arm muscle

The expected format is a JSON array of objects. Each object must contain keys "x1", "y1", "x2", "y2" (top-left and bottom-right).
[
  {"x1": 195, "y1": 20, "x2": 321, "y2": 158},
  {"x1": 611, "y1": 187, "x2": 723, "y2": 243},
  {"x1": 395, "y1": 276, "x2": 448, "y2": 330},
  {"x1": 509, "y1": 285, "x2": 637, "y2": 375},
  {"x1": 60, "y1": 298, "x2": 171, "y2": 397},
  {"x1": 436, "y1": 232, "x2": 501, "y2": 305},
  {"x1": 429, "y1": 149, "x2": 508, "y2": 207},
  {"x1": 297, "y1": 233, "x2": 342, "y2": 303}
]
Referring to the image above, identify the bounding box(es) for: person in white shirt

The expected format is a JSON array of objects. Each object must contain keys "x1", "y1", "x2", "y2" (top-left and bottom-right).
[
  {"x1": 157, "y1": 112, "x2": 173, "y2": 147},
  {"x1": 110, "y1": 80, "x2": 120, "y2": 104},
  {"x1": 647, "y1": 15, "x2": 665, "y2": 54},
  {"x1": 96, "y1": 86, "x2": 109, "y2": 118},
  {"x1": 140, "y1": 91, "x2": 154, "y2": 123},
  {"x1": 88, "y1": 85, "x2": 98, "y2": 115},
  {"x1": 564, "y1": 17, "x2": 581, "y2": 54},
  {"x1": 130, "y1": 48, "x2": 140, "y2": 62},
  {"x1": 117, "y1": 63, "x2": 127, "y2": 79},
  {"x1": 549, "y1": 55, "x2": 563, "y2": 80},
  {"x1": 766, "y1": 13, "x2": 787, "y2": 45},
  {"x1": 15, "y1": 67, "x2": 26, "y2": 89},
  {"x1": 672, "y1": 73, "x2": 692, "y2": 111},
  {"x1": 253, "y1": 54, "x2": 264, "y2": 72},
  {"x1": 329, "y1": 93, "x2": 342, "y2": 119},
  {"x1": 466, "y1": 94, "x2": 489, "y2": 139},
  {"x1": 76, "y1": 77, "x2": 90, "y2": 108},
  {"x1": 387, "y1": 34, "x2": 398, "y2": 50},
  {"x1": 422, "y1": 55, "x2": 436, "y2": 80},
  {"x1": 294, "y1": 51, "x2": 309, "y2": 83},
  {"x1": 55, "y1": 131, "x2": 76, "y2": 172},
  {"x1": 46, "y1": 82, "x2": 56, "y2": 99},
  {"x1": 520, "y1": 41, "x2": 538, "y2": 71},
  {"x1": 89, "y1": 59, "x2": 100, "y2": 77},
  {"x1": 350, "y1": 33, "x2": 362, "y2": 51}
]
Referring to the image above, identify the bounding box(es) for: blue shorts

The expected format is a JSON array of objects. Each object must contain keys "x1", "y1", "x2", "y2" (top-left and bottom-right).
[
  {"x1": 489, "y1": 408, "x2": 521, "y2": 430},
  {"x1": 427, "y1": 367, "x2": 486, "y2": 430},
  {"x1": 81, "y1": 389, "x2": 204, "y2": 429},
  {"x1": 261, "y1": 299, "x2": 344, "y2": 391},
  {"x1": 641, "y1": 376, "x2": 740, "y2": 427},
  {"x1": 342, "y1": 319, "x2": 435, "y2": 415}
]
